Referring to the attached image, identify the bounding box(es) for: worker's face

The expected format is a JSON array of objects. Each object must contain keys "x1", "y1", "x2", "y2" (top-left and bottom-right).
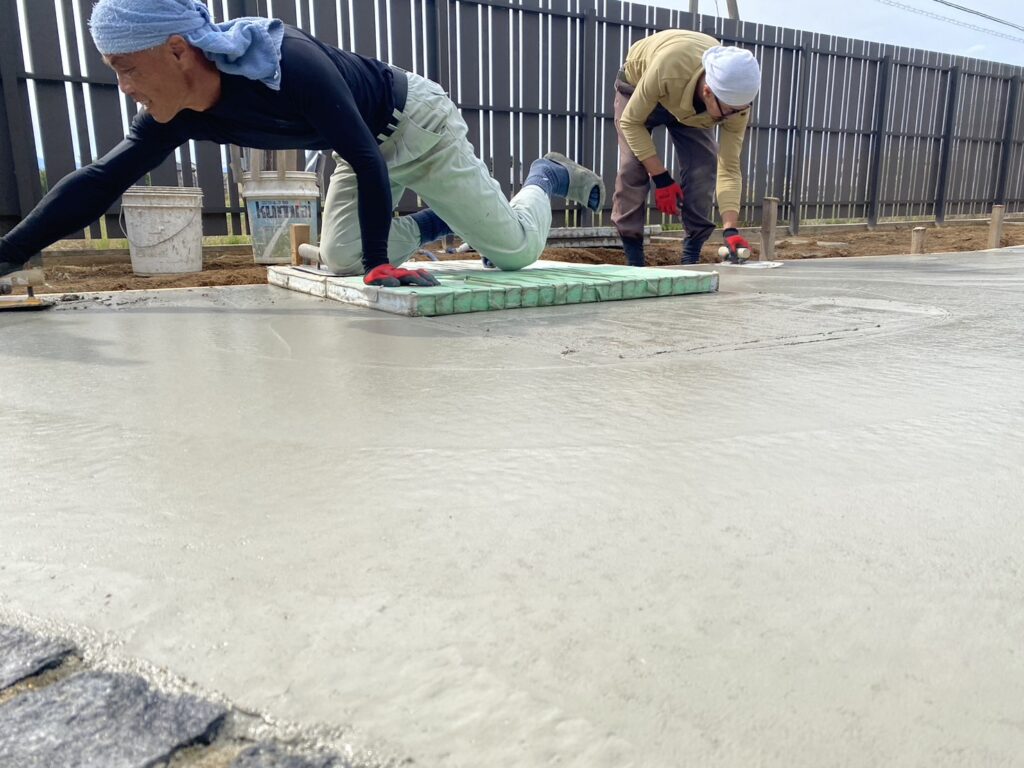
[
  {"x1": 701, "y1": 84, "x2": 749, "y2": 121},
  {"x1": 104, "y1": 37, "x2": 191, "y2": 123}
]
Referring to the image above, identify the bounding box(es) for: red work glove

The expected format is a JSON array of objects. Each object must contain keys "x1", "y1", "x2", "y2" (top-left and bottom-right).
[
  {"x1": 364, "y1": 264, "x2": 441, "y2": 287},
  {"x1": 722, "y1": 228, "x2": 751, "y2": 262},
  {"x1": 652, "y1": 171, "x2": 684, "y2": 216}
]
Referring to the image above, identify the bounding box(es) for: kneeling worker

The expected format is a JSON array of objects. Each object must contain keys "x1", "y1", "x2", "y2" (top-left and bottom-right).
[
  {"x1": 612, "y1": 30, "x2": 761, "y2": 266},
  {"x1": 0, "y1": 0, "x2": 604, "y2": 288}
]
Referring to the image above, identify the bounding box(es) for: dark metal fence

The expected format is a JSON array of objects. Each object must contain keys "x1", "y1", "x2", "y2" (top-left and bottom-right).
[{"x1": 1, "y1": 0, "x2": 1022, "y2": 241}]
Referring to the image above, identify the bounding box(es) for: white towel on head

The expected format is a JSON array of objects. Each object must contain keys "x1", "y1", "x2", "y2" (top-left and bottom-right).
[{"x1": 702, "y1": 46, "x2": 761, "y2": 106}]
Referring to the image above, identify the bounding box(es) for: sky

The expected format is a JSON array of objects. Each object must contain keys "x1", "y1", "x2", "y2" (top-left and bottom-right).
[{"x1": 643, "y1": 0, "x2": 1024, "y2": 67}]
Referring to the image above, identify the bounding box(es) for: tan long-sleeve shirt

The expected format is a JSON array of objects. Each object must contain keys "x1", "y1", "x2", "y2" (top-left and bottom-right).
[{"x1": 620, "y1": 30, "x2": 750, "y2": 214}]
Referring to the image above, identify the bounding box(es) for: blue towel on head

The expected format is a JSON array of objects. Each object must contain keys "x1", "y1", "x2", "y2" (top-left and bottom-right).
[{"x1": 89, "y1": 0, "x2": 285, "y2": 90}]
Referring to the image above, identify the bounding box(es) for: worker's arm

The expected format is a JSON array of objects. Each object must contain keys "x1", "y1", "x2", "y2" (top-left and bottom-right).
[
  {"x1": 280, "y1": 40, "x2": 393, "y2": 272},
  {"x1": 0, "y1": 119, "x2": 181, "y2": 270},
  {"x1": 715, "y1": 111, "x2": 749, "y2": 222},
  {"x1": 619, "y1": 66, "x2": 687, "y2": 215},
  {"x1": 618, "y1": 66, "x2": 665, "y2": 166},
  {"x1": 715, "y1": 111, "x2": 751, "y2": 257},
  {"x1": 278, "y1": 40, "x2": 439, "y2": 286}
]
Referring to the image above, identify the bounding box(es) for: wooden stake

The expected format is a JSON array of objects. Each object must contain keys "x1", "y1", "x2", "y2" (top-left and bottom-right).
[
  {"x1": 988, "y1": 204, "x2": 1005, "y2": 249},
  {"x1": 290, "y1": 224, "x2": 311, "y2": 266},
  {"x1": 761, "y1": 197, "x2": 779, "y2": 261},
  {"x1": 250, "y1": 149, "x2": 264, "y2": 178},
  {"x1": 911, "y1": 226, "x2": 926, "y2": 255}
]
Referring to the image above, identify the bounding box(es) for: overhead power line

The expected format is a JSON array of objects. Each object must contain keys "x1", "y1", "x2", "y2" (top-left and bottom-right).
[
  {"x1": 930, "y1": 0, "x2": 1024, "y2": 34},
  {"x1": 872, "y1": 0, "x2": 1024, "y2": 45}
]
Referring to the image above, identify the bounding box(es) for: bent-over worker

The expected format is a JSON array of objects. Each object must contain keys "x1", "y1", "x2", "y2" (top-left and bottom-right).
[{"x1": 612, "y1": 30, "x2": 761, "y2": 266}]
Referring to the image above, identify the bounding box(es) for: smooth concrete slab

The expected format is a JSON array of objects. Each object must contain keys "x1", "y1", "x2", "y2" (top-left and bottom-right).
[
  {"x1": 267, "y1": 259, "x2": 718, "y2": 316},
  {"x1": 3, "y1": 248, "x2": 1024, "y2": 767}
]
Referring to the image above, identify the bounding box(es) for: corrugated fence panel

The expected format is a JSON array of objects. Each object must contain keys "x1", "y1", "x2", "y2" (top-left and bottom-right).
[
  {"x1": 0, "y1": 74, "x2": 18, "y2": 231},
  {"x1": 24, "y1": 3, "x2": 78, "y2": 217},
  {"x1": 547, "y1": 0, "x2": 574, "y2": 227},
  {"x1": 1004, "y1": 78, "x2": 1024, "y2": 215},
  {"x1": 488, "y1": 3, "x2": 514, "y2": 202},
  {"x1": 0, "y1": 0, "x2": 37, "y2": 230},
  {"x1": 453, "y1": 0, "x2": 484, "y2": 212},
  {"x1": 947, "y1": 67, "x2": 1012, "y2": 219},
  {"x1": 518, "y1": 1, "x2": 543, "y2": 216},
  {"x1": 881, "y1": 54, "x2": 952, "y2": 221},
  {"x1": 81, "y1": 0, "x2": 134, "y2": 238}
]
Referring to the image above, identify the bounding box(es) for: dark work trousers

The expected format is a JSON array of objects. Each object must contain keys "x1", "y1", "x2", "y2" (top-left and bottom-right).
[{"x1": 612, "y1": 76, "x2": 718, "y2": 264}]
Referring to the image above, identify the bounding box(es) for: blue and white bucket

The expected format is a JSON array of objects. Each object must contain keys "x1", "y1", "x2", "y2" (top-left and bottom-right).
[{"x1": 242, "y1": 172, "x2": 320, "y2": 264}]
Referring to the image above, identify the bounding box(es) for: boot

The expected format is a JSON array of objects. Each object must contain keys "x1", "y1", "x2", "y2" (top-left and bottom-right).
[{"x1": 542, "y1": 152, "x2": 606, "y2": 212}]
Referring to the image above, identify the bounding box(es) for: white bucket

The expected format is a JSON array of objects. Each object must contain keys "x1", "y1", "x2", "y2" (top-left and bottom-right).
[
  {"x1": 241, "y1": 172, "x2": 320, "y2": 264},
  {"x1": 121, "y1": 186, "x2": 204, "y2": 276}
]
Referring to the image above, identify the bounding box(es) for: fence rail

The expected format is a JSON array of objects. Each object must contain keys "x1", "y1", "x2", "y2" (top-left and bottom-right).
[{"x1": 1, "y1": 0, "x2": 1022, "y2": 241}]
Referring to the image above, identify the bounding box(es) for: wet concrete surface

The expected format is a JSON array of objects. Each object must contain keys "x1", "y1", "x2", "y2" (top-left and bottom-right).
[{"x1": 2, "y1": 249, "x2": 1024, "y2": 767}]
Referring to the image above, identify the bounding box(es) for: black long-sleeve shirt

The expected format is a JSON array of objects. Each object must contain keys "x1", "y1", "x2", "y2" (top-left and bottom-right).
[{"x1": 0, "y1": 26, "x2": 400, "y2": 271}]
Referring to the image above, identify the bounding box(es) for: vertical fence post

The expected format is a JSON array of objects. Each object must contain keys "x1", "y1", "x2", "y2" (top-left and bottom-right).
[
  {"x1": 0, "y1": 0, "x2": 42, "y2": 222},
  {"x1": 580, "y1": 8, "x2": 599, "y2": 225},
  {"x1": 432, "y1": 0, "x2": 452, "y2": 248},
  {"x1": 866, "y1": 56, "x2": 891, "y2": 230},
  {"x1": 787, "y1": 46, "x2": 809, "y2": 235},
  {"x1": 226, "y1": 0, "x2": 260, "y2": 18},
  {"x1": 934, "y1": 66, "x2": 960, "y2": 225},
  {"x1": 424, "y1": 0, "x2": 440, "y2": 85},
  {"x1": 432, "y1": 0, "x2": 451, "y2": 95},
  {"x1": 994, "y1": 76, "x2": 1020, "y2": 206}
]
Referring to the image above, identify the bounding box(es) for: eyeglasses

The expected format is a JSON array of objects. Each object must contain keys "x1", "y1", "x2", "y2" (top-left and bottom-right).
[{"x1": 712, "y1": 93, "x2": 749, "y2": 120}]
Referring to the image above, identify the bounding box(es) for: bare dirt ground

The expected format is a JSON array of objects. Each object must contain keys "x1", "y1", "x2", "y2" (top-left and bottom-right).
[{"x1": 26, "y1": 222, "x2": 1024, "y2": 295}]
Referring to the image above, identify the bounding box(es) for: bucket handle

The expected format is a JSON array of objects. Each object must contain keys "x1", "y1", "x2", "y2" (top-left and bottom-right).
[{"x1": 118, "y1": 201, "x2": 202, "y2": 249}]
